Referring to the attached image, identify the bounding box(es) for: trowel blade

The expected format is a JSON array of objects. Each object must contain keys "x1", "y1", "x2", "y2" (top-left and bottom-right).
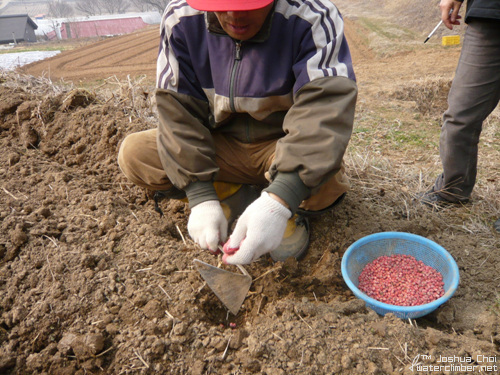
[{"x1": 193, "y1": 259, "x2": 252, "y2": 315}]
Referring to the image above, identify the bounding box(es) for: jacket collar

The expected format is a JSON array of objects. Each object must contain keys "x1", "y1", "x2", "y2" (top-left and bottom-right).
[{"x1": 205, "y1": 2, "x2": 275, "y2": 43}]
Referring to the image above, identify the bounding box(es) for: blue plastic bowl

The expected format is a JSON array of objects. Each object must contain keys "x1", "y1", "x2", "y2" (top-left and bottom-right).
[{"x1": 341, "y1": 232, "x2": 460, "y2": 319}]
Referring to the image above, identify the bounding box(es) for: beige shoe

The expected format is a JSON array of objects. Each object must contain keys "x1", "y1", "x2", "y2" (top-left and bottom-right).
[
  {"x1": 270, "y1": 215, "x2": 310, "y2": 262},
  {"x1": 297, "y1": 192, "x2": 346, "y2": 217}
]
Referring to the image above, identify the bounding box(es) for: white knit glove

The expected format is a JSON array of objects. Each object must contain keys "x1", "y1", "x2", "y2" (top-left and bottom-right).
[
  {"x1": 188, "y1": 200, "x2": 228, "y2": 253},
  {"x1": 223, "y1": 192, "x2": 292, "y2": 265}
]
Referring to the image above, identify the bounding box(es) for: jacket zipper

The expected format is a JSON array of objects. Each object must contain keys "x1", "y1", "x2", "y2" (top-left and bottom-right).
[{"x1": 229, "y1": 41, "x2": 242, "y2": 112}]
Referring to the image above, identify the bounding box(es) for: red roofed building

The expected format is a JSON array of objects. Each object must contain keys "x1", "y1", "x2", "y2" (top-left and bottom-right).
[{"x1": 46, "y1": 17, "x2": 149, "y2": 40}]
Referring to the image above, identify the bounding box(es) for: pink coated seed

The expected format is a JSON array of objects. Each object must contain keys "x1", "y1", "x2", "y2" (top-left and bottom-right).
[{"x1": 358, "y1": 254, "x2": 445, "y2": 306}]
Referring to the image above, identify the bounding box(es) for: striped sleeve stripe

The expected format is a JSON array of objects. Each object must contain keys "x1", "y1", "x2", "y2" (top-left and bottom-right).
[
  {"x1": 307, "y1": 0, "x2": 340, "y2": 77},
  {"x1": 157, "y1": 0, "x2": 199, "y2": 89},
  {"x1": 162, "y1": 0, "x2": 190, "y2": 22},
  {"x1": 281, "y1": 0, "x2": 348, "y2": 79},
  {"x1": 157, "y1": 26, "x2": 172, "y2": 88}
]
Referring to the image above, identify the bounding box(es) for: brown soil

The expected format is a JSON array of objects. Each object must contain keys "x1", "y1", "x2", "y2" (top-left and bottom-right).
[{"x1": 2, "y1": 6, "x2": 499, "y2": 375}]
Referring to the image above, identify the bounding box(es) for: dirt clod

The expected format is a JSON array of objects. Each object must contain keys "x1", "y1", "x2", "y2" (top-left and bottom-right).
[{"x1": 10, "y1": 225, "x2": 28, "y2": 248}]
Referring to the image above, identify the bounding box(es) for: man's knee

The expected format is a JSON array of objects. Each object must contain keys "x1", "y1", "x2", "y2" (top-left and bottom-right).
[
  {"x1": 117, "y1": 133, "x2": 146, "y2": 185},
  {"x1": 118, "y1": 133, "x2": 142, "y2": 175}
]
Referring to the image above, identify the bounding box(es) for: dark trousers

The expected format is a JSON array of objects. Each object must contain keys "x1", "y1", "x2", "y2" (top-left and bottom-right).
[{"x1": 434, "y1": 19, "x2": 500, "y2": 202}]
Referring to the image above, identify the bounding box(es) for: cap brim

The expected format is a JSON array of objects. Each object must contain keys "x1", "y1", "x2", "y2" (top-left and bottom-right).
[{"x1": 186, "y1": 0, "x2": 274, "y2": 12}]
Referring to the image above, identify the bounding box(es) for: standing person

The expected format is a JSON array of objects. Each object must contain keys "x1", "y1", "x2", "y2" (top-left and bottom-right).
[
  {"x1": 420, "y1": 0, "x2": 500, "y2": 233},
  {"x1": 118, "y1": 0, "x2": 357, "y2": 264}
]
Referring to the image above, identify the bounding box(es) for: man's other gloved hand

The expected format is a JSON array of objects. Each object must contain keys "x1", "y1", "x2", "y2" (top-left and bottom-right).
[
  {"x1": 188, "y1": 200, "x2": 228, "y2": 253},
  {"x1": 223, "y1": 192, "x2": 292, "y2": 265}
]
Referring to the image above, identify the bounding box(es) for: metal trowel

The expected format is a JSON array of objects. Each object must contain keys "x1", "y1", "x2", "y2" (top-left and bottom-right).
[{"x1": 193, "y1": 258, "x2": 252, "y2": 315}]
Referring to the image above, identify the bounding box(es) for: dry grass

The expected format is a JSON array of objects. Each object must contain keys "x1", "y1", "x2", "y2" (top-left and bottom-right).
[
  {"x1": 0, "y1": 70, "x2": 157, "y2": 124},
  {"x1": 345, "y1": 145, "x2": 499, "y2": 232},
  {"x1": 0, "y1": 69, "x2": 73, "y2": 96},
  {"x1": 391, "y1": 76, "x2": 451, "y2": 116},
  {"x1": 93, "y1": 75, "x2": 158, "y2": 123},
  {"x1": 346, "y1": 106, "x2": 499, "y2": 238}
]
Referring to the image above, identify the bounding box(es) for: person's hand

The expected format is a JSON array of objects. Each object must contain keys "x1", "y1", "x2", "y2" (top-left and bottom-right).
[
  {"x1": 222, "y1": 192, "x2": 292, "y2": 265},
  {"x1": 439, "y1": 0, "x2": 463, "y2": 29},
  {"x1": 188, "y1": 200, "x2": 227, "y2": 253}
]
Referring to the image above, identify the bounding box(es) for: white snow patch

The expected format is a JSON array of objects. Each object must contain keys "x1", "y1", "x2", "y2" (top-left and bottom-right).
[{"x1": 0, "y1": 50, "x2": 61, "y2": 70}]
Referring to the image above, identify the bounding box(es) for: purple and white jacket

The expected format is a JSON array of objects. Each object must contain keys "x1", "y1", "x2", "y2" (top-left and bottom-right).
[{"x1": 155, "y1": 0, "x2": 358, "y2": 211}]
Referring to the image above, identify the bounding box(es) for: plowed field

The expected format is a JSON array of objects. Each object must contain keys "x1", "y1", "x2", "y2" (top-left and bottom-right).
[{"x1": 21, "y1": 26, "x2": 159, "y2": 83}]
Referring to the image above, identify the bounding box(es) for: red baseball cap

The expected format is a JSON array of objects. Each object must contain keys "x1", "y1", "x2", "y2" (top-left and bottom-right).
[{"x1": 186, "y1": 0, "x2": 274, "y2": 11}]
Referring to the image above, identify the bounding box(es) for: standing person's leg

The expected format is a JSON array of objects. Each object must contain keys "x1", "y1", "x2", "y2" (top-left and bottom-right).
[{"x1": 434, "y1": 20, "x2": 500, "y2": 202}]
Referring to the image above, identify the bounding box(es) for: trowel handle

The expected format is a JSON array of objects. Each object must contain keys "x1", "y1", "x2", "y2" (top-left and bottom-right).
[{"x1": 236, "y1": 264, "x2": 250, "y2": 276}]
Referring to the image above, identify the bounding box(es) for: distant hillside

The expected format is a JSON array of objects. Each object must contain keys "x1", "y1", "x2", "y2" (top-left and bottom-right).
[
  {"x1": 335, "y1": 0, "x2": 465, "y2": 37},
  {"x1": 0, "y1": 0, "x2": 152, "y2": 17},
  {"x1": 384, "y1": 0, "x2": 446, "y2": 32}
]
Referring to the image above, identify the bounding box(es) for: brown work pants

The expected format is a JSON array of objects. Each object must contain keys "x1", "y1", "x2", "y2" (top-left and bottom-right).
[{"x1": 118, "y1": 129, "x2": 349, "y2": 212}]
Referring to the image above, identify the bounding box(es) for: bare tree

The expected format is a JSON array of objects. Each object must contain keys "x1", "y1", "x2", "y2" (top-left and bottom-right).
[
  {"x1": 74, "y1": 0, "x2": 169, "y2": 15},
  {"x1": 48, "y1": 0, "x2": 74, "y2": 18},
  {"x1": 74, "y1": 0, "x2": 106, "y2": 16},
  {"x1": 128, "y1": 0, "x2": 146, "y2": 12},
  {"x1": 101, "y1": 0, "x2": 130, "y2": 14},
  {"x1": 129, "y1": 0, "x2": 169, "y2": 13}
]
